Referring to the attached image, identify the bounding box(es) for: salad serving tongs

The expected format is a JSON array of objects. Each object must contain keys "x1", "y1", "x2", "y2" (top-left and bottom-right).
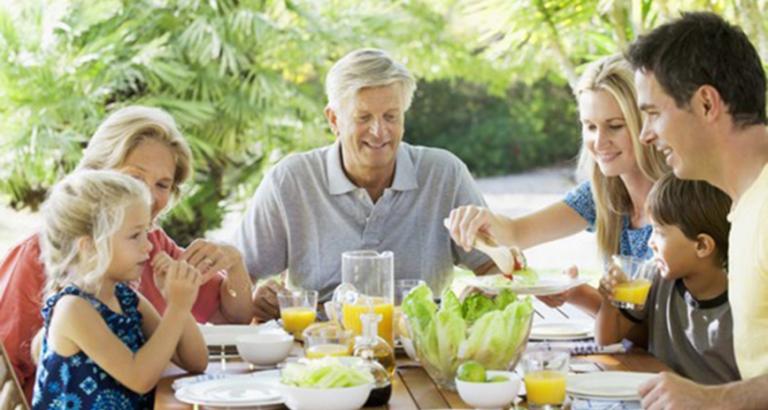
[{"x1": 442, "y1": 218, "x2": 523, "y2": 276}]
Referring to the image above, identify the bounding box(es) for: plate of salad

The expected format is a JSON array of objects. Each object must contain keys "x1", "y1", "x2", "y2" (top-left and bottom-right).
[{"x1": 468, "y1": 269, "x2": 590, "y2": 296}]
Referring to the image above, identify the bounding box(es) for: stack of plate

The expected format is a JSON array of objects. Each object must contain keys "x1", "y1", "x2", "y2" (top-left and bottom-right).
[
  {"x1": 529, "y1": 321, "x2": 594, "y2": 341},
  {"x1": 567, "y1": 371, "x2": 656, "y2": 401},
  {"x1": 175, "y1": 370, "x2": 284, "y2": 408}
]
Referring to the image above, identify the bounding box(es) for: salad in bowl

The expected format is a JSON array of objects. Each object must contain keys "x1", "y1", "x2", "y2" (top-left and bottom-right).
[{"x1": 401, "y1": 283, "x2": 533, "y2": 390}]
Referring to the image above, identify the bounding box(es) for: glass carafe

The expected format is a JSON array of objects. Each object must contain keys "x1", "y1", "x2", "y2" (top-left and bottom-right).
[{"x1": 334, "y1": 250, "x2": 395, "y2": 346}]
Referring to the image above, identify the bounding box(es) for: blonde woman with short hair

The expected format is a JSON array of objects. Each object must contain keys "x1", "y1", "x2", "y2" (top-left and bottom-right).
[
  {"x1": 448, "y1": 54, "x2": 668, "y2": 311},
  {"x1": 32, "y1": 170, "x2": 207, "y2": 408},
  {"x1": 0, "y1": 106, "x2": 253, "y2": 402}
]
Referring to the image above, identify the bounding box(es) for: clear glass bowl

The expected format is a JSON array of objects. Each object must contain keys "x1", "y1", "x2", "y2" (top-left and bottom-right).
[{"x1": 406, "y1": 313, "x2": 532, "y2": 391}]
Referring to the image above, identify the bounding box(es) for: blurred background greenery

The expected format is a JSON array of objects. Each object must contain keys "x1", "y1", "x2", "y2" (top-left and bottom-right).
[{"x1": 1, "y1": 0, "x2": 767, "y2": 245}]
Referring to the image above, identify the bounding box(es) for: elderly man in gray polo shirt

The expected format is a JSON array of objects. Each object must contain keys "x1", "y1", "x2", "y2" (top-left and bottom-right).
[{"x1": 231, "y1": 48, "x2": 494, "y2": 321}]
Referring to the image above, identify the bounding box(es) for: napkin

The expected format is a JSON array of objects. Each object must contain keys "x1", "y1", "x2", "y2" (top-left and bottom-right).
[
  {"x1": 571, "y1": 397, "x2": 642, "y2": 410},
  {"x1": 527, "y1": 339, "x2": 632, "y2": 355}
]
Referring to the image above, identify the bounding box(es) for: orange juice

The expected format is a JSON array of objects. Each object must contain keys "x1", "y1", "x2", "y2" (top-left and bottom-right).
[
  {"x1": 524, "y1": 370, "x2": 567, "y2": 405},
  {"x1": 281, "y1": 307, "x2": 316, "y2": 338},
  {"x1": 342, "y1": 299, "x2": 394, "y2": 346},
  {"x1": 305, "y1": 343, "x2": 351, "y2": 358},
  {"x1": 613, "y1": 278, "x2": 652, "y2": 305}
]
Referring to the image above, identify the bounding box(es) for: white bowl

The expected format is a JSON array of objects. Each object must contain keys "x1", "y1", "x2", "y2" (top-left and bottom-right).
[
  {"x1": 276, "y1": 382, "x2": 373, "y2": 410},
  {"x1": 200, "y1": 324, "x2": 261, "y2": 346},
  {"x1": 455, "y1": 370, "x2": 521, "y2": 409},
  {"x1": 236, "y1": 333, "x2": 294, "y2": 366}
]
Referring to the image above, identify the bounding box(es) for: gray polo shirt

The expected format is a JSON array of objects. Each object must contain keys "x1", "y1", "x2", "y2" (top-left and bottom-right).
[
  {"x1": 229, "y1": 140, "x2": 489, "y2": 300},
  {"x1": 624, "y1": 275, "x2": 739, "y2": 384}
]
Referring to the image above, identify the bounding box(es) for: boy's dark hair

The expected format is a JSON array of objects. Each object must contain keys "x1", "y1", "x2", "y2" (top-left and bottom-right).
[
  {"x1": 626, "y1": 11, "x2": 767, "y2": 128},
  {"x1": 647, "y1": 173, "x2": 732, "y2": 268}
]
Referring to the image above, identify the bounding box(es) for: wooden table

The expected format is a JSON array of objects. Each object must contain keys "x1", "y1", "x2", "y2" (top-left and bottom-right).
[{"x1": 155, "y1": 300, "x2": 669, "y2": 409}]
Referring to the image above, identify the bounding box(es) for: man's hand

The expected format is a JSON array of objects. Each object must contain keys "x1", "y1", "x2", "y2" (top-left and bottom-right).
[
  {"x1": 639, "y1": 372, "x2": 721, "y2": 410},
  {"x1": 252, "y1": 280, "x2": 285, "y2": 322}
]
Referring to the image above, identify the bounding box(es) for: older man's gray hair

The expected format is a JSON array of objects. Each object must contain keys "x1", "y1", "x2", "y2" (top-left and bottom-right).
[{"x1": 325, "y1": 48, "x2": 417, "y2": 112}]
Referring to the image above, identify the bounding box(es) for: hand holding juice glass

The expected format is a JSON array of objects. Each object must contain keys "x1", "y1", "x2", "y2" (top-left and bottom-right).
[
  {"x1": 521, "y1": 350, "x2": 569, "y2": 410},
  {"x1": 602, "y1": 255, "x2": 656, "y2": 309},
  {"x1": 278, "y1": 289, "x2": 318, "y2": 339}
]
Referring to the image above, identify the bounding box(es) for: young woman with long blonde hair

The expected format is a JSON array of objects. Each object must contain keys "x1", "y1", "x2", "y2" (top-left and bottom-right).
[{"x1": 448, "y1": 54, "x2": 668, "y2": 310}]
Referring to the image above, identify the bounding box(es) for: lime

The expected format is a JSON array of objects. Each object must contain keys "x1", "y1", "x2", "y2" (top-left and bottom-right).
[
  {"x1": 457, "y1": 361, "x2": 486, "y2": 382},
  {"x1": 488, "y1": 375, "x2": 509, "y2": 383}
]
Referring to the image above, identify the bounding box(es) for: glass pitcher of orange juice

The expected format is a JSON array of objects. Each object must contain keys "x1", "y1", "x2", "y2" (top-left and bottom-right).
[{"x1": 333, "y1": 250, "x2": 395, "y2": 347}]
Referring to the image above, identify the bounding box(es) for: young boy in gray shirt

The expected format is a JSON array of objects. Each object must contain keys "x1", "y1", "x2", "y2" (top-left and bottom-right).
[{"x1": 596, "y1": 173, "x2": 739, "y2": 384}]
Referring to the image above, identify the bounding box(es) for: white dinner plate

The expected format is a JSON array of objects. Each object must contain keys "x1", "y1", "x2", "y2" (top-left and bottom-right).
[
  {"x1": 529, "y1": 321, "x2": 593, "y2": 341},
  {"x1": 175, "y1": 370, "x2": 282, "y2": 407},
  {"x1": 470, "y1": 276, "x2": 590, "y2": 296},
  {"x1": 567, "y1": 371, "x2": 656, "y2": 400},
  {"x1": 509, "y1": 277, "x2": 590, "y2": 296}
]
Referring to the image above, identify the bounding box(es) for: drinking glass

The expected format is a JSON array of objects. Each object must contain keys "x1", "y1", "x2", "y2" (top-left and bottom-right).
[
  {"x1": 278, "y1": 289, "x2": 318, "y2": 339},
  {"x1": 521, "y1": 350, "x2": 570, "y2": 410},
  {"x1": 608, "y1": 255, "x2": 657, "y2": 309},
  {"x1": 394, "y1": 279, "x2": 423, "y2": 342},
  {"x1": 395, "y1": 279, "x2": 423, "y2": 305},
  {"x1": 303, "y1": 326, "x2": 353, "y2": 359}
]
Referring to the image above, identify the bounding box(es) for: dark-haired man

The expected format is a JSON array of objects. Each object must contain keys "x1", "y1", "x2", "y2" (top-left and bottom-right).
[{"x1": 627, "y1": 11, "x2": 768, "y2": 409}]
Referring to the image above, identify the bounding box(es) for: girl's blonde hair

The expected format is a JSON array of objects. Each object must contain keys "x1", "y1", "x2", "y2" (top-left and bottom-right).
[
  {"x1": 77, "y1": 105, "x2": 193, "y2": 199},
  {"x1": 40, "y1": 170, "x2": 151, "y2": 296},
  {"x1": 574, "y1": 54, "x2": 668, "y2": 262}
]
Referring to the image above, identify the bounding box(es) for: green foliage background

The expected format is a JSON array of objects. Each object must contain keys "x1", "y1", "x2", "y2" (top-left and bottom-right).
[
  {"x1": 1, "y1": 0, "x2": 767, "y2": 244},
  {"x1": 408, "y1": 79, "x2": 579, "y2": 176}
]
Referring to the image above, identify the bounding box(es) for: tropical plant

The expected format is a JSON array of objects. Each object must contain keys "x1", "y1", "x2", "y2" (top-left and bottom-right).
[
  {"x1": 2, "y1": 0, "x2": 767, "y2": 244},
  {"x1": 0, "y1": 0, "x2": 512, "y2": 244},
  {"x1": 455, "y1": 0, "x2": 768, "y2": 89}
]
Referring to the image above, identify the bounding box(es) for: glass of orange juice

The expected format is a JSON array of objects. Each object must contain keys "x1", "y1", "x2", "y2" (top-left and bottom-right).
[
  {"x1": 303, "y1": 325, "x2": 353, "y2": 359},
  {"x1": 278, "y1": 289, "x2": 318, "y2": 339},
  {"x1": 608, "y1": 255, "x2": 657, "y2": 309},
  {"x1": 521, "y1": 350, "x2": 570, "y2": 409}
]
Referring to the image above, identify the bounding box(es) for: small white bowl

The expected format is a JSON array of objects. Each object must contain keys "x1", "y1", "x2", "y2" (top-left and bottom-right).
[
  {"x1": 236, "y1": 333, "x2": 294, "y2": 366},
  {"x1": 276, "y1": 382, "x2": 373, "y2": 410},
  {"x1": 455, "y1": 370, "x2": 521, "y2": 409}
]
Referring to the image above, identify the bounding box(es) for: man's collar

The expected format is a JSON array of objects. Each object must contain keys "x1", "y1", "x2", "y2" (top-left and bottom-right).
[{"x1": 326, "y1": 140, "x2": 418, "y2": 195}]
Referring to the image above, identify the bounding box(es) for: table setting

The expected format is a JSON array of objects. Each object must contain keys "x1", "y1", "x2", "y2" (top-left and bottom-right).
[{"x1": 156, "y1": 248, "x2": 668, "y2": 410}]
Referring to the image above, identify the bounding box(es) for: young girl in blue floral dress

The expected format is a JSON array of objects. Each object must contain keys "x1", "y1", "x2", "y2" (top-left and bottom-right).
[{"x1": 31, "y1": 170, "x2": 209, "y2": 409}]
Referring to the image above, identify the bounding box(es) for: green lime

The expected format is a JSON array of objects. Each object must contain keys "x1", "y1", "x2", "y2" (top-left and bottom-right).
[
  {"x1": 457, "y1": 361, "x2": 486, "y2": 382},
  {"x1": 488, "y1": 375, "x2": 509, "y2": 383}
]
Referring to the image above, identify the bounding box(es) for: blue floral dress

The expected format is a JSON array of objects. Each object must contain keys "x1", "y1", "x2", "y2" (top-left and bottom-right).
[
  {"x1": 32, "y1": 283, "x2": 153, "y2": 409},
  {"x1": 563, "y1": 181, "x2": 653, "y2": 260}
]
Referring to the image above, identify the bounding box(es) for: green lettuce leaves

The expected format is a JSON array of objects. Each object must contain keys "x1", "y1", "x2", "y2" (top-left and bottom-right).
[
  {"x1": 401, "y1": 283, "x2": 533, "y2": 379},
  {"x1": 281, "y1": 358, "x2": 374, "y2": 388}
]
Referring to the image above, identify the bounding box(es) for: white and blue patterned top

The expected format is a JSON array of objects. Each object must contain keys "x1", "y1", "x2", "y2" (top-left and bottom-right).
[
  {"x1": 563, "y1": 181, "x2": 653, "y2": 260},
  {"x1": 32, "y1": 283, "x2": 152, "y2": 410}
]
